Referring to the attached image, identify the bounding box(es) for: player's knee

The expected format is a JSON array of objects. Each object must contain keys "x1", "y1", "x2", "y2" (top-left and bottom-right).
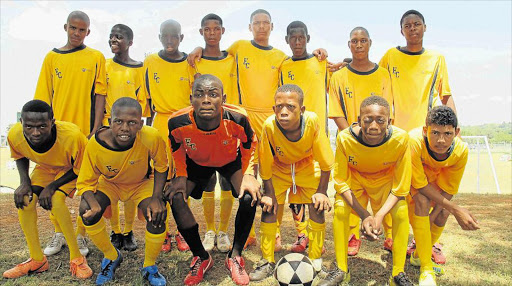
[
  {"x1": 79, "y1": 198, "x2": 102, "y2": 226},
  {"x1": 219, "y1": 176, "x2": 232, "y2": 190},
  {"x1": 170, "y1": 192, "x2": 187, "y2": 209},
  {"x1": 50, "y1": 191, "x2": 66, "y2": 206},
  {"x1": 414, "y1": 193, "x2": 430, "y2": 212},
  {"x1": 205, "y1": 173, "x2": 217, "y2": 191},
  {"x1": 334, "y1": 201, "x2": 351, "y2": 220},
  {"x1": 238, "y1": 193, "x2": 255, "y2": 211},
  {"x1": 438, "y1": 209, "x2": 450, "y2": 222}
]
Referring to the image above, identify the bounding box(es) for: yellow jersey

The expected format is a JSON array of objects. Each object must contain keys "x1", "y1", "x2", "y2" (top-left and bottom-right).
[
  {"x1": 195, "y1": 51, "x2": 238, "y2": 105},
  {"x1": 379, "y1": 47, "x2": 451, "y2": 131},
  {"x1": 34, "y1": 45, "x2": 107, "y2": 135},
  {"x1": 333, "y1": 124, "x2": 411, "y2": 197},
  {"x1": 409, "y1": 128, "x2": 468, "y2": 195}
]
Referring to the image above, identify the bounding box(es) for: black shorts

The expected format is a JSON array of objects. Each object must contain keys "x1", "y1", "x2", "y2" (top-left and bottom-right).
[{"x1": 187, "y1": 152, "x2": 241, "y2": 199}]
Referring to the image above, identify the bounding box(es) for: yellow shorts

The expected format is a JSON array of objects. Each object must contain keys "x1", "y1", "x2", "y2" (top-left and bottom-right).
[
  {"x1": 408, "y1": 183, "x2": 441, "y2": 208},
  {"x1": 97, "y1": 178, "x2": 154, "y2": 208},
  {"x1": 247, "y1": 110, "x2": 273, "y2": 139},
  {"x1": 31, "y1": 165, "x2": 76, "y2": 197},
  {"x1": 346, "y1": 178, "x2": 393, "y2": 214},
  {"x1": 272, "y1": 161, "x2": 321, "y2": 205}
]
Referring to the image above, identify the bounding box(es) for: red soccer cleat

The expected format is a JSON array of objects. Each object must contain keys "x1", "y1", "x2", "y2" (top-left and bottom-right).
[
  {"x1": 184, "y1": 254, "x2": 213, "y2": 286},
  {"x1": 225, "y1": 255, "x2": 250, "y2": 285},
  {"x1": 243, "y1": 236, "x2": 257, "y2": 250},
  {"x1": 431, "y1": 243, "x2": 446, "y2": 264},
  {"x1": 383, "y1": 238, "x2": 393, "y2": 252},
  {"x1": 407, "y1": 239, "x2": 416, "y2": 257},
  {"x1": 175, "y1": 232, "x2": 190, "y2": 252},
  {"x1": 291, "y1": 233, "x2": 309, "y2": 253},
  {"x1": 348, "y1": 234, "x2": 362, "y2": 256},
  {"x1": 161, "y1": 232, "x2": 172, "y2": 253}
]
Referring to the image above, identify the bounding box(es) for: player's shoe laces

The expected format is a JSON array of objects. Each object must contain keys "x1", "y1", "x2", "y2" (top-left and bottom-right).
[
  {"x1": 225, "y1": 255, "x2": 250, "y2": 285},
  {"x1": 406, "y1": 239, "x2": 416, "y2": 256},
  {"x1": 389, "y1": 272, "x2": 414, "y2": 286},
  {"x1": 96, "y1": 249, "x2": 123, "y2": 285},
  {"x1": 141, "y1": 265, "x2": 166, "y2": 286},
  {"x1": 184, "y1": 254, "x2": 213, "y2": 286},
  {"x1": 217, "y1": 231, "x2": 231, "y2": 253},
  {"x1": 274, "y1": 234, "x2": 283, "y2": 252},
  {"x1": 70, "y1": 256, "x2": 93, "y2": 279},
  {"x1": 110, "y1": 231, "x2": 124, "y2": 250},
  {"x1": 419, "y1": 270, "x2": 437, "y2": 286},
  {"x1": 176, "y1": 232, "x2": 190, "y2": 252},
  {"x1": 123, "y1": 231, "x2": 138, "y2": 251},
  {"x1": 249, "y1": 258, "x2": 275, "y2": 281},
  {"x1": 161, "y1": 232, "x2": 172, "y2": 252},
  {"x1": 316, "y1": 263, "x2": 350, "y2": 286},
  {"x1": 291, "y1": 233, "x2": 309, "y2": 253},
  {"x1": 383, "y1": 238, "x2": 393, "y2": 252},
  {"x1": 347, "y1": 234, "x2": 361, "y2": 256},
  {"x1": 44, "y1": 232, "x2": 66, "y2": 256},
  {"x1": 3, "y1": 256, "x2": 49, "y2": 278},
  {"x1": 202, "y1": 230, "x2": 216, "y2": 252},
  {"x1": 431, "y1": 243, "x2": 446, "y2": 264},
  {"x1": 243, "y1": 236, "x2": 257, "y2": 249},
  {"x1": 76, "y1": 234, "x2": 89, "y2": 256}
]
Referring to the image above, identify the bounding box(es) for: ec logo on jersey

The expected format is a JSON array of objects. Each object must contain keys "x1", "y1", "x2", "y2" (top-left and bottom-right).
[
  {"x1": 275, "y1": 146, "x2": 284, "y2": 156},
  {"x1": 288, "y1": 71, "x2": 295, "y2": 80},
  {"x1": 392, "y1": 67, "x2": 400, "y2": 78},
  {"x1": 55, "y1": 68, "x2": 62, "y2": 79},
  {"x1": 153, "y1": 73, "x2": 160, "y2": 83},
  {"x1": 185, "y1": 138, "x2": 196, "y2": 150},
  {"x1": 348, "y1": 156, "x2": 357, "y2": 165},
  {"x1": 243, "y1": 58, "x2": 250, "y2": 69},
  {"x1": 106, "y1": 165, "x2": 119, "y2": 173},
  {"x1": 345, "y1": 87, "x2": 353, "y2": 98}
]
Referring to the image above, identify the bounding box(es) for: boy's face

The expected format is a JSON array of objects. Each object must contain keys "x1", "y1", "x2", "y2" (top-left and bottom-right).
[
  {"x1": 349, "y1": 29, "x2": 371, "y2": 60},
  {"x1": 190, "y1": 79, "x2": 225, "y2": 121},
  {"x1": 358, "y1": 104, "x2": 390, "y2": 146},
  {"x1": 273, "y1": 91, "x2": 305, "y2": 131},
  {"x1": 110, "y1": 106, "x2": 143, "y2": 148},
  {"x1": 109, "y1": 27, "x2": 132, "y2": 54},
  {"x1": 285, "y1": 28, "x2": 309, "y2": 58},
  {"x1": 159, "y1": 24, "x2": 183, "y2": 54},
  {"x1": 423, "y1": 124, "x2": 459, "y2": 155},
  {"x1": 200, "y1": 20, "x2": 224, "y2": 46},
  {"x1": 401, "y1": 14, "x2": 426, "y2": 45},
  {"x1": 21, "y1": 112, "x2": 55, "y2": 146},
  {"x1": 249, "y1": 13, "x2": 273, "y2": 42},
  {"x1": 64, "y1": 18, "x2": 90, "y2": 48}
]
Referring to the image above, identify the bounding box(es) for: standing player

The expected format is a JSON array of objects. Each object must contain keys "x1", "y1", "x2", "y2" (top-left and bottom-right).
[
  {"x1": 3, "y1": 100, "x2": 92, "y2": 279},
  {"x1": 34, "y1": 10, "x2": 105, "y2": 257},
  {"x1": 318, "y1": 96, "x2": 413, "y2": 286},
  {"x1": 105, "y1": 23, "x2": 149, "y2": 252},
  {"x1": 144, "y1": 19, "x2": 194, "y2": 252},
  {"x1": 408, "y1": 106, "x2": 479, "y2": 285},
  {"x1": 249, "y1": 84, "x2": 334, "y2": 281},
  {"x1": 77, "y1": 98, "x2": 168, "y2": 286},
  {"x1": 328, "y1": 27, "x2": 394, "y2": 256},
  {"x1": 166, "y1": 75, "x2": 260, "y2": 286}
]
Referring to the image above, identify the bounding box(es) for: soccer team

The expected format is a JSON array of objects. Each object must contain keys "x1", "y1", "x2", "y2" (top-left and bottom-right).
[{"x1": 3, "y1": 7, "x2": 481, "y2": 286}]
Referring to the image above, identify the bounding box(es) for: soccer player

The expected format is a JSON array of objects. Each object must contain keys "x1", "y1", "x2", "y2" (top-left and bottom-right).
[
  {"x1": 3, "y1": 100, "x2": 92, "y2": 279},
  {"x1": 407, "y1": 106, "x2": 479, "y2": 285},
  {"x1": 249, "y1": 84, "x2": 334, "y2": 281},
  {"x1": 328, "y1": 26, "x2": 394, "y2": 256},
  {"x1": 194, "y1": 13, "x2": 238, "y2": 253},
  {"x1": 34, "y1": 10, "x2": 106, "y2": 256},
  {"x1": 318, "y1": 96, "x2": 413, "y2": 286},
  {"x1": 77, "y1": 97, "x2": 168, "y2": 286},
  {"x1": 105, "y1": 23, "x2": 149, "y2": 252},
  {"x1": 144, "y1": 19, "x2": 194, "y2": 252},
  {"x1": 166, "y1": 75, "x2": 260, "y2": 286}
]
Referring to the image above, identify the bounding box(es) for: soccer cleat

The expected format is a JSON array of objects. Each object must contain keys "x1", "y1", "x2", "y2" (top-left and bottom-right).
[
  {"x1": 161, "y1": 232, "x2": 172, "y2": 253},
  {"x1": 217, "y1": 231, "x2": 231, "y2": 253},
  {"x1": 141, "y1": 265, "x2": 167, "y2": 286},
  {"x1": 202, "y1": 230, "x2": 216, "y2": 252},
  {"x1": 347, "y1": 234, "x2": 361, "y2": 256},
  {"x1": 419, "y1": 270, "x2": 437, "y2": 286},
  {"x1": 77, "y1": 234, "x2": 89, "y2": 257},
  {"x1": 123, "y1": 231, "x2": 138, "y2": 251},
  {"x1": 3, "y1": 256, "x2": 49, "y2": 278},
  {"x1": 44, "y1": 232, "x2": 66, "y2": 256},
  {"x1": 316, "y1": 264, "x2": 350, "y2": 286},
  {"x1": 184, "y1": 254, "x2": 213, "y2": 286},
  {"x1": 70, "y1": 256, "x2": 93, "y2": 279},
  {"x1": 96, "y1": 249, "x2": 123, "y2": 285},
  {"x1": 110, "y1": 231, "x2": 124, "y2": 250},
  {"x1": 406, "y1": 239, "x2": 416, "y2": 256},
  {"x1": 225, "y1": 255, "x2": 250, "y2": 285},
  {"x1": 291, "y1": 233, "x2": 309, "y2": 253},
  {"x1": 312, "y1": 258, "x2": 323, "y2": 273},
  {"x1": 389, "y1": 272, "x2": 414, "y2": 286},
  {"x1": 274, "y1": 234, "x2": 283, "y2": 252},
  {"x1": 176, "y1": 232, "x2": 190, "y2": 252},
  {"x1": 249, "y1": 258, "x2": 275, "y2": 281},
  {"x1": 243, "y1": 236, "x2": 257, "y2": 249},
  {"x1": 432, "y1": 262, "x2": 445, "y2": 276},
  {"x1": 383, "y1": 238, "x2": 393, "y2": 252},
  {"x1": 409, "y1": 251, "x2": 421, "y2": 267},
  {"x1": 432, "y1": 243, "x2": 446, "y2": 264}
]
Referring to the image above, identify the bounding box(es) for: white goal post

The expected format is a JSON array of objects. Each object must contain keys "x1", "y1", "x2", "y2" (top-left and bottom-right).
[{"x1": 462, "y1": 135, "x2": 501, "y2": 194}]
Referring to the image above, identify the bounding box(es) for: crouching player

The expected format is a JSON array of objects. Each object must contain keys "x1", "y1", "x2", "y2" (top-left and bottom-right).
[
  {"x1": 250, "y1": 84, "x2": 334, "y2": 281},
  {"x1": 166, "y1": 75, "x2": 260, "y2": 286},
  {"x1": 319, "y1": 96, "x2": 413, "y2": 286},
  {"x1": 407, "y1": 106, "x2": 479, "y2": 285},
  {"x1": 3, "y1": 100, "x2": 92, "y2": 279},
  {"x1": 77, "y1": 97, "x2": 168, "y2": 286}
]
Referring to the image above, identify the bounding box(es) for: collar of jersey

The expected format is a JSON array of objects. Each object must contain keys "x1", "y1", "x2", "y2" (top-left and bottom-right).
[
  {"x1": 52, "y1": 44, "x2": 86, "y2": 54},
  {"x1": 347, "y1": 63, "x2": 379, "y2": 75},
  {"x1": 112, "y1": 57, "x2": 143, "y2": 68},
  {"x1": 424, "y1": 136, "x2": 455, "y2": 162},
  {"x1": 158, "y1": 50, "x2": 188, "y2": 63},
  {"x1": 201, "y1": 51, "x2": 228, "y2": 61},
  {"x1": 291, "y1": 54, "x2": 314, "y2": 62},
  {"x1": 94, "y1": 126, "x2": 135, "y2": 152},
  {"x1": 251, "y1": 40, "x2": 273, "y2": 51},
  {"x1": 396, "y1": 46, "x2": 425, "y2": 55},
  {"x1": 349, "y1": 123, "x2": 393, "y2": 147},
  {"x1": 25, "y1": 124, "x2": 57, "y2": 154},
  {"x1": 190, "y1": 108, "x2": 222, "y2": 132},
  {"x1": 275, "y1": 114, "x2": 305, "y2": 142}
]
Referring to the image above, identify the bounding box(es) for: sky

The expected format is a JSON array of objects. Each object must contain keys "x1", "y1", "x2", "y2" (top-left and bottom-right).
[{"x1": 1, "y1": 0, "x2": 511, "y2": 135}]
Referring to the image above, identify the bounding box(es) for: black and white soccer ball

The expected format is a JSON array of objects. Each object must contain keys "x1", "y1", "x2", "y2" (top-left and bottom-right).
[{"x1": 274, "y1": 253, "x2": 316, "y2": 286}]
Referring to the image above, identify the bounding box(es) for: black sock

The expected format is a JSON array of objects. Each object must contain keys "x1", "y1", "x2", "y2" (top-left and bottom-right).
[
  {"x1": 178, "y1": 224, "x2": 209, "y2": 260},
  {"x1": 231, "y1": 193, "x2": 256, "y2": 257}
]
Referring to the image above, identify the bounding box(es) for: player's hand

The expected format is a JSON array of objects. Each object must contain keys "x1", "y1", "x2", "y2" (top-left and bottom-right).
[
  {"x1": 39, "y1": 183, "x2": 58, "y2": 211},
  {"x1": 312, "y1": 48, "x2": 328, "y2": 61},
  {"x1": 453, "y1": 206, "x2": 480, "y2": 230},
  {"x1": 239, "y1": 174, "x2": 261, "y2": 207},
  {"x1": 361, "y1": 215, "x2": 379, "y2": 241},
  {"x1": 260, "y1": 195, "x2": 277, "y2": 214},
  {"x1": 312, "y1": 193, "x2": 332, "y2": 213},
  {"x1": 82, "y1": 203, "x2": 102, "y2": 224},
  {"x1": 165, "y1": 176, "x2": 188, "y2": 205},
  {"x1": 187, "y1": 47, "x2": 203, "y2": 68},
  {"x1": 14, "y1": 182, "x2": 33, "y2": 209},
  {"x1": 327, "y1": 60, "x2": 350, "y2": 72},
  {"x1": 147, "y1": 196, "x2": 166, "y2": 228},
  {"x1": 193, "y1": 73, "x2": 202, "y2": 80}
]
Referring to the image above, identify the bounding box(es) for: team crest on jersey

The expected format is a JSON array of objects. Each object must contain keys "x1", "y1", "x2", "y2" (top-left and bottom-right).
[
  {"x1": 243, "y1": 58, "x2": 250, "y2": 69},
  {"x1": 392, "y1": 67, "x2": 400, "y2": 78},
  {"x1": 345, "y1": 87, "x2": 353, "y2": 98},
  {"x1": 275, "y1": 146, "x2": 284, "y2": 156},
  {"x1": 288, "y1": 71, "x2": 294, "y2": 80},
  {"x1": 185, "y1": 138, "x2": 197, "y2": 150},
  {"x1": 55, "y1": 68, "x2": 62, "y2": 79},
  {"x1": 153, "y1": 73, "x2": 160, "y2": 83},
  {"x1": 348, "y1": 156, "x2": 357, "y2": 165},
  {"x1": 106, "y1": 165, "x2": 119, "y2": 173}
]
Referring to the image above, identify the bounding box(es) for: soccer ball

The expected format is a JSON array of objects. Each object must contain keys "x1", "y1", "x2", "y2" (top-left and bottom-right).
[{"x1": 274, "y1": 253, "x2": 316, "y2": 286}]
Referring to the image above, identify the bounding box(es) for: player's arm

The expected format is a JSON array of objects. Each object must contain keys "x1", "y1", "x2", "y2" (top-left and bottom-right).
[
  {"x1": 328, "y1": 74, "x2": 349, "y2": 130},
  {"x1": 90, "y1": 54, "x2": 108, "y2": 137},
  {"x1": 332, "y1": 117, "x2": 349, "y2": 131},
  {"x1": 13, "y1": 158, "x2": 33, "y2": 209},
  {"x1": 90, "y1": 95, "x2": 106, "y2": 138},
  {"x1": 39, "y1": 168, "x2": 77, "y2": 211},
  {"x1": 261, "y1": 179, "x2": 277, "y2": 215},
  {"x1": 164, "y1": 124, "x2": 188, "y2": 203},
  {"x1": 34, "y1": 53, "x2": 54, "y2": 104},
  {"x1": 259, "y1": 126, "x2": 277, "y2": 214},
  {"x1": 187, "y1": 47, "x2": 204, "y2": 68},
  {"x1": 76, "y1": 144, "x2": 103, "y2": 223},
  {"x1": 143, "y1": 67, "x2": 154, "y2": 126},
  {"x1": 311, "y1": 117, "x2": 334, "y2": 212},
  {"x1": 238, "y1": 116, "x2": 260, "y2": 205}
]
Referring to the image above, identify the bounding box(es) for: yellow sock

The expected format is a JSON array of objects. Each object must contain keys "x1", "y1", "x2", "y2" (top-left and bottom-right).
[
  {"x1": 202, "y1": 191, "x2": 216, "y2": 232},
  {"x1": 143, "y1": 231, "x2": 166, "y2": 267},
  {"x1": 290, "y1": 205, "x2": 308, "y2": 236},
  {"x1": 411, "y1": 214, "x2": 433, "y2": 272},
  {"x1": 52, "y1": 192, "x2": 81, "y2": 260},
  {"x1": 431, "y1": 223, "x2": 444, "y2": 245},
  {"x1": 85, "y1": 217, "x2": 118, "y2": 260},
  {"x1": 260, "y1": 222, "x2": 277, "y2": 263},
  {"x1": 110, "y1": 201, "x2": 122, "y2": 234},
  {"x1": 333, "y1": 197, "x2": 350, "y2": 272},
  {"x1": 276, "y1": 205, "x2": 284, "y2": 237},
  {"x1": 390, "y1": 200, "x2": 409, "y2": 277},
  {"x1": 49, "y1": 212, "x2": 62, "y2": 233},
  {"x1": 307, "y1": 219, "x2": 325, "y2": 260},
  {"x1": 75, "y1": 214, "x2": 86, "y2": 237},
  {"x1": 348, "y1": 212, "x2": 359, "y2": 239},
  {"x1": 383, "y1": 213, "x2": 393, "y2": 239},
  {"x1": 19, "y1": 194, "x2": 44, "y2": 261},
  {"x1": 218, "y1": 190, "x2": 234, "y2": 232},
  {"x1": 123, "y1": 200, "x2": 137, "y2": 234}
]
